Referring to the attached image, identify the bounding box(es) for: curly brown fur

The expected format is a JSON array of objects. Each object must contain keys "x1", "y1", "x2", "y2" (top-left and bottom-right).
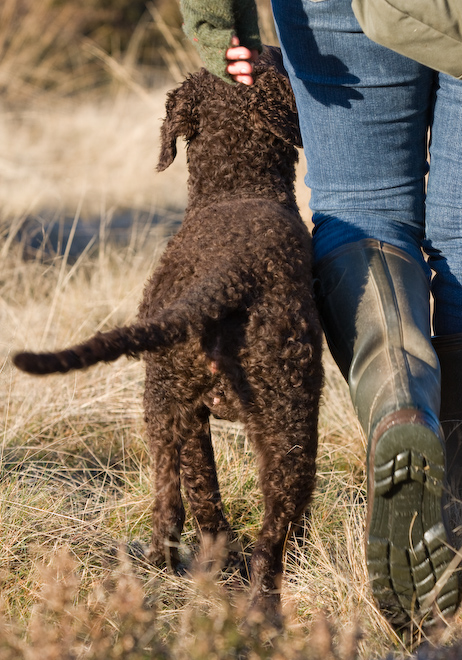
[{"x1": 13, "y1": 48, "x2": 323, "y2": 623}]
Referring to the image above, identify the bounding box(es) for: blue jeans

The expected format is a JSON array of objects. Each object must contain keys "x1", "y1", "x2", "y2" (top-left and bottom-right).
[{"x1": 271, "y1": 0, "x2": 462, "y2": 335}]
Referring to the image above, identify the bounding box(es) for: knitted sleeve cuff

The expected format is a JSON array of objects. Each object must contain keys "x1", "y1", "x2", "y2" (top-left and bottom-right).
[{"x1": 181, "y1": 0, "x2": 262, "y2": 83}]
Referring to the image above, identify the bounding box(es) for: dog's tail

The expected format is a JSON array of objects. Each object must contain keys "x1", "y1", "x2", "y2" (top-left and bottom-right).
[
  {"x1": 13, "y1": 319, "x2": 181, "y2": 375},
  {"x1": 13, "y1": 274, "x2": 247, "y2": 376}
]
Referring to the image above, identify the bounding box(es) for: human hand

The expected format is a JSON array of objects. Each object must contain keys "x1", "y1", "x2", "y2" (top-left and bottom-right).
[{"x1": 226, "y1": 36, "x2": 259, "y2": 85}]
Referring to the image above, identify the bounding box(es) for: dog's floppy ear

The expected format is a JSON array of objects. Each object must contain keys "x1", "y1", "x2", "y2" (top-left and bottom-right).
[
  {"x1": 157, "y1": 74, "x2": 202, "y2": 172},
  {"x1": 252, "y1": 69, "x2": 303, "y2": 148}
]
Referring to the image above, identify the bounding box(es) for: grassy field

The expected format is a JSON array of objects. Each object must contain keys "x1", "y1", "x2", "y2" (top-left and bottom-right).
[
  {"x1": 1, "y1": 1, "x2": 462, "y2": 658},
  {"x1": 0, "y1": 215, "x2": 395, "y2": 659}
]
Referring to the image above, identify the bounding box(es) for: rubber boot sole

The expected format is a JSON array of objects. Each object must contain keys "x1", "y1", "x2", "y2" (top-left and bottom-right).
[{"x1": 367, "y1": 422, "x2": 460, "y2": 628}]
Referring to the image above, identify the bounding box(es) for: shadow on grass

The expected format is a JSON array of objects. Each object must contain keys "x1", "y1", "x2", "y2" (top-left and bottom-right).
[{"x1": 12, "y1": 207, "x2": 183, "y2": 262}]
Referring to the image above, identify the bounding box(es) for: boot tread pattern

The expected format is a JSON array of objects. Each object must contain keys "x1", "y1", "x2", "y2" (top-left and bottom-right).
[
  {"x1": 368, "y1": 528, "x2": 458, "y2": 620},
  {"x1": 367, "y1": 432, "x2": 459, "y2": 626},
  {"x1": 374, "y1": 449, "x2": 444, "y2": 497}
]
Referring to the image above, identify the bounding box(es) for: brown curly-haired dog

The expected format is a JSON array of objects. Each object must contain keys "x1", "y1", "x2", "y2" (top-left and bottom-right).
[{"x1": 14, "y1": 49, "x2": 323, "y2": 620}]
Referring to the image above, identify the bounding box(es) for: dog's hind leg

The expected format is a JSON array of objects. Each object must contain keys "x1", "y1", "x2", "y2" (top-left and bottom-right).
[
  {"x1": 247, "y1": 407, "x2": 318, "y2": 622},
  {"x1": 146, "y1": 415, "x2": 185, "y2": 570},
  {"x1": 180, "y1": 405, "x2": 240, "y2": 565},
  {"x1": 143, "y1": 362, "x2": 186, "y2": 569}
]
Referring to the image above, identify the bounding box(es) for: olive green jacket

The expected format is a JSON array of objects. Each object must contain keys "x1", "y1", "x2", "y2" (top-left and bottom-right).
[{"x1": 352, "y1": 0, "x2": 462, "y2": 79}]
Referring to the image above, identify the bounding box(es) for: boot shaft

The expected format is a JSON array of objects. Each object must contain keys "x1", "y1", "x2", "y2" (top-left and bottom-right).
[{"x1": 314, "y1": 239, "x2": 441, "y2": 440}]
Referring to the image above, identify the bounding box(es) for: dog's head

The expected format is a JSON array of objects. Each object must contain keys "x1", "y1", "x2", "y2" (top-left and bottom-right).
[{"x1": 157, "y1": 46, "x2": 301, "y2": 172}]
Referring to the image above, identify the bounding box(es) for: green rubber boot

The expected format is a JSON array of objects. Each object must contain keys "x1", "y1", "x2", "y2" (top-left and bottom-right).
[{"x1": 315, "y1": 239, "x2": 460, "y2": 628}]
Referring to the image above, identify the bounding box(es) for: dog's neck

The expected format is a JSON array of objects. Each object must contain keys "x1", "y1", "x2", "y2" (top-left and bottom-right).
[{"x1": 185, "y1": 141, "x2": 299, "y2": 209}]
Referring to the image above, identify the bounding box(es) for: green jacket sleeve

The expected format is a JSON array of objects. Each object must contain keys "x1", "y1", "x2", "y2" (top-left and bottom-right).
[{"x1": 181, "y1": 0, "x2": 262, "y2": 82}]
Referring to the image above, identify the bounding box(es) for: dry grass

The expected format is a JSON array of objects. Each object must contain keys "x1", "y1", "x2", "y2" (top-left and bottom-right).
[
  {"x1": 0, "y1": 91, "x2": 188, "y2": 219},
  {"x1": 1, "y1": 0, "x2": 462, "y2": 657},
  {"x1": 0, "y1": 0, "x2": 202, "y2": 103}
]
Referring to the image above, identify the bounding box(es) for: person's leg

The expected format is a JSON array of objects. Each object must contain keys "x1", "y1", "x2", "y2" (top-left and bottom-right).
[
  {"x1": 271, "y1": 0, "x2": 435, "y2": 267},
  {"x1": 314, "y1": 239, "x2": 459, "y2": 626},
  {"x1": 425, "y1": 73, "x2": 462, "y2": 558},
  {"x1": 424, "y1": 73, "x2": 462, "y2": 336},
  {"x1": 271, "y1": 0, "x2": 459, "y2": 627}
]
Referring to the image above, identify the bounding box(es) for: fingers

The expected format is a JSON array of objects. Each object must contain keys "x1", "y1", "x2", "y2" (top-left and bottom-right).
[
  {"x1": 226, "y1": 46, "x2": 255, "y2": 61},
  {"x1": 226, "y1": 60, "x2": 254, "y2": 85},
  {"x1": 225, "y1": 36, "x2": 258, "y2": 85}
]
